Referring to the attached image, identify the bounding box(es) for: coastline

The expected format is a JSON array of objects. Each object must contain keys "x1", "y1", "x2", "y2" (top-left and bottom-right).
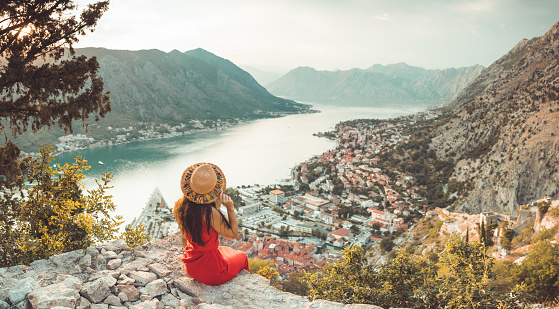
[{"x1": 18, "y1": 108, "x2": 319, "y2": 159}]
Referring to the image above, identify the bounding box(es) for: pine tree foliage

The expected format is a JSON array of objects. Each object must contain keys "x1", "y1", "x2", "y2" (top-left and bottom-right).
[{"x1": 0, "y1": 0, "x2": 111, "y2": 139}]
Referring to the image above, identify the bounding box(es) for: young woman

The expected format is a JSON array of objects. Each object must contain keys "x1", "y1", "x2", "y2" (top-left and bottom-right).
[{"x1": 173, "y1": 162, "x2": 249, "y2": 285}]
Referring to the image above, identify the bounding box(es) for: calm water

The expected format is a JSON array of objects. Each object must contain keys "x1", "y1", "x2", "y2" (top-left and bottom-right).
[{"x1": 55, "y1": 102, "x2": 425, "y2": 224}]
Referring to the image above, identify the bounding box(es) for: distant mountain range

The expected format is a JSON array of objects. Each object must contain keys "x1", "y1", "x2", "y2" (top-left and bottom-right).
[
  {"x1": 432, "y1": 21, "x2": 559, "y2": 214},
  {"x1": 266, "y1": 63, "x2": 484, "y2": 104},
  {"x1": 240, "y1": 65, "x2": 289, "y2": 86},
  {"x1": 73, "y1": 47, "x2": 308, "y2": 125}
]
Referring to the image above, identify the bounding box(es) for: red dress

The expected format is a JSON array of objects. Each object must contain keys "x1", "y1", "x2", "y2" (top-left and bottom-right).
[{"x1": 181, "y1": 221, "x2": 249, "y2": 285}]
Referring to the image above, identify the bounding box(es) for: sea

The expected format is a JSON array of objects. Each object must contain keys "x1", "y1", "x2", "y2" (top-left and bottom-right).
[{"x1": 55, "y1": 101, "x2": 426, "y2": 225}]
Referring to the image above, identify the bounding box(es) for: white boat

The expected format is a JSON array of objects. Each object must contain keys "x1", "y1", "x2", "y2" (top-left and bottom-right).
[{"x1": 98, "y1": 161, "x2": 104, "y2": 165}]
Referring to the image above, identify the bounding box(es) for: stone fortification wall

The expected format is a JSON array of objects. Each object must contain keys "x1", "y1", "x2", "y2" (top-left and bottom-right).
[{"x1": 0, "y1": 232, "x2": 383, "y2": 309}]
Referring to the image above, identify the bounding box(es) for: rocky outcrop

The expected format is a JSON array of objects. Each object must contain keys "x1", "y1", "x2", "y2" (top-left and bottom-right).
[
  {"x1": 431, "y1": 21, "x2": 559, "y2": 215},
  {"x1": 0, "y1": 233, "x2": 383, "y2": 309}
]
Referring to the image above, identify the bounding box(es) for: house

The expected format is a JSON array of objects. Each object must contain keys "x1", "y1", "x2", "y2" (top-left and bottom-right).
[
  {"x1": 333, "y1": 238, "x2": 346, "y2": 248},
  {"x1": 330, "y1": 228, "x2": 351, "y2": 240},
  {"x1": 237, "y1": 242, "x2": 254, "y2": 256},
  {"x1": 294, "y1": 194, "x2": 332, "y2": 211}
]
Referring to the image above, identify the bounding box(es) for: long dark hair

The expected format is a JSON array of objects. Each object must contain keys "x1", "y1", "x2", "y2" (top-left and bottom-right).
[{"x1": 174, "y1": 197, "x2": 231, "y2": 246}]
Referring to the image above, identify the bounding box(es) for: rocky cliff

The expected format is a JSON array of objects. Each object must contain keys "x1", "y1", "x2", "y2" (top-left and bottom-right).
[
  {"x1": 431, "y1": 21, "x2": 559, "y2": 215},
  {"x1": 0, "y1": 233, "x2": 382, "y2": 309},
  {"x1": 266, "y1": 63, "x2": 483, "y2": 104}
]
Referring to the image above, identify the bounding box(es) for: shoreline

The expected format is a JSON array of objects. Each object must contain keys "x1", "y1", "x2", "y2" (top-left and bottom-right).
[{"x1": 19, "y1": 108, "x2": 318, "y2": 159}]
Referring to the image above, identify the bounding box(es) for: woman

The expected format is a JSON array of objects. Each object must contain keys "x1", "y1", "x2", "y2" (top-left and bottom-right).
[{"x1": 173, "y1": 162, "x2": 249, "y2": 285}]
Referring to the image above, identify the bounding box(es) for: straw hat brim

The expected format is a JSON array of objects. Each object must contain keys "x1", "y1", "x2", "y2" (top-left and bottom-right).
[{"x1": 181, "y1": 162, "x2": 226, "y2": 204}]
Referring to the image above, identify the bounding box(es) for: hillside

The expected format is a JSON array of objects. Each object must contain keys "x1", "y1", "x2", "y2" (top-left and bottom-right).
[
  {"x1": 74, "y1": 47, "x2": 307, "y2": 124},
  {"x1": 5, "y1": 48, "x2": 310, "y2": 152},
  {"x1": 266, "y1": 63, "x2": 483, "y2": 104},
  {"x1": 431, "y1": 21, "x2": 559, "y2": 215}
]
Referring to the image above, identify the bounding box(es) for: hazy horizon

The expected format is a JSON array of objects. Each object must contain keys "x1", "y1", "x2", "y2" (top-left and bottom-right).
[{"x1": 74, "y1": 0, "x2": 559, "y2": 72}]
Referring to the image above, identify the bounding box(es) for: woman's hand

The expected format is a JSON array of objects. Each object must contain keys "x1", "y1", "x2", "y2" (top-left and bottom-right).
[{"x1": 219, "y1": 193, "x2": 234, "y2": 210}]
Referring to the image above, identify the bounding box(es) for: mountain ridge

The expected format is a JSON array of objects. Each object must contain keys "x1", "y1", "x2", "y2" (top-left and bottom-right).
[
  {"x1": 73, "y1": 47, "x2": 308, "y2": 124},
  {"x1": 266, "y1": 62, "x2": 484, "y2": 104},
  {"x1": 432, "y1": 21, "x2": 559, "y2": 214}
]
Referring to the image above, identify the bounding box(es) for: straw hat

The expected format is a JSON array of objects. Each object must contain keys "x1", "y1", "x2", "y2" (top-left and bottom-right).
[{"x1": 181, "y1": 162, "x2": 226, "y2": 204}]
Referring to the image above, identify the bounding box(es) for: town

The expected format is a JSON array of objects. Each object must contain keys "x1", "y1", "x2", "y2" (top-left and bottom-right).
[
  {"x1": 131, "y1": 110, "x2": 450, "y2": 279},
  {"x1": 51, "y1": 118, "x2": 245, "y2": 155},
  {"x1": 130, "y1": 108, "x2": 559, "y2": 281}
]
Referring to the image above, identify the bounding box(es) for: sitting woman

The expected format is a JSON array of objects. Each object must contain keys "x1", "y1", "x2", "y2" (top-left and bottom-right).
[{"x1": 173, "y1": 162, "x2": 249, "y2": 285}]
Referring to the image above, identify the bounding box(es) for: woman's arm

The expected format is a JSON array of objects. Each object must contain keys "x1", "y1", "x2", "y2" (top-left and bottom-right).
[{"x1": 210, "y1": 193, "x2": 239, "y2": 239}]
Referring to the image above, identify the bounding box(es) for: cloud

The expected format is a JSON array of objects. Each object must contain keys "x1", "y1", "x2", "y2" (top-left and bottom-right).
[{"x1": 373, "y1": 12, "x2": 395, "y2": 22}]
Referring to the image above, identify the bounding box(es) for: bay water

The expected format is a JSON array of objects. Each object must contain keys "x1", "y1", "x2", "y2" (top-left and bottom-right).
[{"x1": 55, "y1": 102, "x2": 425, "y2": 224}]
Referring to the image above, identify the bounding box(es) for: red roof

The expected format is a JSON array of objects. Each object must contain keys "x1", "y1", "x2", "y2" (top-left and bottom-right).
[{"x1": 331, "y1": 228, "x2": 350, "y2": 237}]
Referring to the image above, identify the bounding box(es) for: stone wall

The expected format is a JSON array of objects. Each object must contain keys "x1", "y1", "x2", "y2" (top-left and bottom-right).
[{"x1": 0, "y1": 232, "x2": 383, "y2": 309}]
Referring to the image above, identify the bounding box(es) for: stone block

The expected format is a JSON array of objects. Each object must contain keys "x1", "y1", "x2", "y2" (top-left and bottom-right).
[
  {"x1": 76, "y1": 297, "x2": 91, "y2": 309},
  {"x1": 146, "y1": 263, "x2": 171, "y2": 278},
  {"x1": 79, "y1": 254, "x2": 92, "y2": 268},
  {"x1": 86, "y1": 247, "x2": 99, "y2": 257},
  {"x1": 129, "y1": 299, "x2": 161, "y2": 309},
  {"x1": 160, "y1": 293, "x2": 180, "y2": 308},
  {"x1": 107, "y1": 259, "x2": 122, "y2": 270},
  {"x1": 115, "y1": 285, "x2": 140, "y2": 302},
  {"x1": 117, "y1": 258, "x2": 153, "y2": 276},
  {"x1": 27, "y1": 283, "x2": 80, "y2": 309},
  {"x1": 62, "y1": 276, "x2": 83, "y2": 291},
  {"x1": 145, "y1": 279, "x2": 167, "y2": 297},
  {"x1": 8, "y1": 277, "x2": 40, "y2": 305},
  {"x1": 89, "y1": 270, "x2": 120, "y2": 282},
  {"x1": 48, "y1": 249, "x2": 84, "y2": 268},
  {"x1": 104, "y1": 251, "x2": 118, "y2": 259},
  {"x1": 80, "y1": 279, "x2": 111, "y2": 304},
  {"x1": 129, "y1": 271, "x2": 157, "y2": 286},
  {"x1": 103, "y1": 294, "x2": 121, "y2": 306},
  {"x1": 173, "y1": 277, "x2": 208, "y2": 298},
  {"x1": 97, "y1": 240, "x2": 129, "y2": 253}
]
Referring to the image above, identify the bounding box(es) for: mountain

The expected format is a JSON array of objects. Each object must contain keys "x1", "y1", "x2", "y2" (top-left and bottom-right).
[
  {"x1": 431, "y1": 21, "x2": 559, "y2": 215},
  {"x1": 241, "y1": 65, "x2": 289, "y2": 86},
  {"x1": 266, "y1": 63, "x2": 484, "y2": 104},
  {"x1": 73, "y1": 48, "x2": 308, "y2": 124}
]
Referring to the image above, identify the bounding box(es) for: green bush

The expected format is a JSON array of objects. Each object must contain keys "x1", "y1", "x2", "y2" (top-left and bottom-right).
[
  {"x1": 305, "y1": 237, "x2": 525, "y2": 308},
  {"x1": 515, "y1": 241, "x2": 559, "y2": 302}
]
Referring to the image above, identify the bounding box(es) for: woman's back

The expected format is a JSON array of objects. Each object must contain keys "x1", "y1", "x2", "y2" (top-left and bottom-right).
[{"x1": 175, "y1": 162, "x2": 249, "y2": 285}]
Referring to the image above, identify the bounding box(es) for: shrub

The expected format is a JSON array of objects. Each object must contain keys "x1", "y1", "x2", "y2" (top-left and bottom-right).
[
  {"x1": 0, "y1": 146, "x2": 141, "y2": 267},
  {"x1": 538, "y1": 200, "x2": 550, "y2": 219},
  {"x1": 248, "y1": 258, "x2": 275, "y2": 274},
  {"x1": 306, "y1": 237, "x2": 524, "y2": 308},
  {"x1": 515, "y1": 241, "x2": 559, "y2": 302}
]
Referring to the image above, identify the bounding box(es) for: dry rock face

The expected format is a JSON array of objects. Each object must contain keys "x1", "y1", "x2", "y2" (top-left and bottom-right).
[
  {"x1": 432, "y1": 21, "x2": 559, "y2": 214},
  {"x1": 0, "y1": 233, "x2": 383, "y2": 309}
]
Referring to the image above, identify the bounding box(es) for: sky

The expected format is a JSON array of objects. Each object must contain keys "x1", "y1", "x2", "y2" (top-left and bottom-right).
[{"x1": 74, "y1": 0, "x2": 559, "y2": 72}]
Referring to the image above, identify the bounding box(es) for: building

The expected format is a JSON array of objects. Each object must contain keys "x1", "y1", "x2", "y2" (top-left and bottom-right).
[
  {"x1": 330, "y1": 228, "x2": 351, "y2": 240},
  {"x1": 270, "y1": 190, "x2": 285, "y2": 205},
  {"x1": 294, "y1": 194, "x2": 332, "y2": 211},
  {"x1": 239, "y1": 202, "x2": 263, "y2": 216}
]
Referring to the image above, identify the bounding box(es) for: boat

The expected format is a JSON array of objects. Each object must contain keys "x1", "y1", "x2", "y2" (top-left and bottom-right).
[{"x1": 98, "y1": 161, "x2": 104, "y2": 165}]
